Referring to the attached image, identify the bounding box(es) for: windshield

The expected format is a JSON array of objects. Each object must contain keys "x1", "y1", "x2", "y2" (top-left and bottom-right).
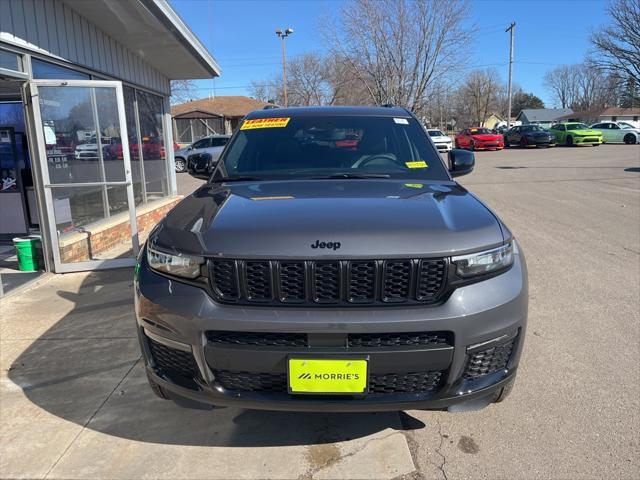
[
  {"x1": 567, "y1": 123, "x2": 589, "y2": 130},
  {"x1": 619, "y1": 122, "x2": 634, "y2": 129},
  {"x1": 469, "y1": 128, "x2": 492, "y2": 134},
  {"x1": 428, "y1": 130, "x2": 445, "y2": 137},
  {"x1": 218, "y1": 115, "x2": 449, "y2": 181},
  {"x1": 522, "y1": 125, "x2": 544, "y2": 132}
]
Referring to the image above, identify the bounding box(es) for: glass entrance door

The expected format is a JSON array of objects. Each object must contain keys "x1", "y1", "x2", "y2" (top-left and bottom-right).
[{"x1": 27, "y1": 80, "x2": 138, "y2": 272}]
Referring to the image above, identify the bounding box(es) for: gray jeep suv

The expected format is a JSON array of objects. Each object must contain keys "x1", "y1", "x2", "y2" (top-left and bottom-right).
[{"x1": 135, "y1": 106, "x2": 528, "y2": 412}]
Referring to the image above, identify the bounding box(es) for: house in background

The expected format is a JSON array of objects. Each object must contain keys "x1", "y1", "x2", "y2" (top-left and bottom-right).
[
  {"x1": 171, "y1": 96, "x2": 273, "y2": 144},
  {"x1": 482, "y1": 113, "x2": 503, "y2": 130},
  {"x1": 597, "y1": 107, "x2": 640, "y2": 123},
  {"x1": 516, "y1": 108, "x2": 574, "y2": 128},
  {"x1": 556, "y1": 108, "x2": 604, "y2": 125}
]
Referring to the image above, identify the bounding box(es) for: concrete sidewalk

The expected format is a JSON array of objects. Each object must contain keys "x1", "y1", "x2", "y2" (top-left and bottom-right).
[{"x1": 0, "y1": 269, "x2": 420, "y2": 480}]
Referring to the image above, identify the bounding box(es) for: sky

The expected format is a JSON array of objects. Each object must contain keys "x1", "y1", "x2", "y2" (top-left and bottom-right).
[{"x1": 169, "y1": 0, "x2": 612, "y2": 107}]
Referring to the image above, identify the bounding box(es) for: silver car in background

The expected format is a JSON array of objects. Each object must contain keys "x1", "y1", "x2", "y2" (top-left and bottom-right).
[{"x1": 173, "y1": 134, "x2": 231, "y2": 172}]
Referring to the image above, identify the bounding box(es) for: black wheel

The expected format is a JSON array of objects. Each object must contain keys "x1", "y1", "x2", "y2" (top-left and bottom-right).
[
  {"x1": 566, "y1": 135, "x2": 574, "y2": 146},
  {"x1": 469, "y1": 141, "x2": 475, "y2": 151},
  {"x1": 493, "y1": 377, "x2": 516, "y2": 403},
  {"x1": 175, "y1": 157, "x2": 186, "y2": 173},
  {"x1": 624, "y1": 133, "x2": 636, "y2": 145},
  {"x1": 520, "y1": 138, "x2": 528, "y2": 149},
  {"x1": 146, "y1": 370, "x2": 170, "y2": 400}
]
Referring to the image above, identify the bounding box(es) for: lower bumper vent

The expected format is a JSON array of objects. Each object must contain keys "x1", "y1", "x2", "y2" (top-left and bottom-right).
[
  {"x1": 148, "y1": 338, "x2": 198, "y2": 380},
  {"x1": 464, "y1": 340, "x2": 514, "y2": 379},
  {"x1": 213, "y1": 369, "x2": 445, "y2": 395}
]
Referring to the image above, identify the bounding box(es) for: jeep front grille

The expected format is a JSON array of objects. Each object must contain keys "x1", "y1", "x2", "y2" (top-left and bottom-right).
[
  {"x1": 206, "y1": 330, "x2": 453, "y2": 348},
  {"x1": 208, "y1": 258, "x2": 447, "y2": 306}
]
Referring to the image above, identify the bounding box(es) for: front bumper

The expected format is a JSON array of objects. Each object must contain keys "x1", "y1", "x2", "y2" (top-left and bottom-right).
[
  {"x1": 474, "y1": 142, "x2": 504, "y2": 150},
  {"x1": 573, "y1": 136, "x2": 602, "y2": 145},
  {"x1": 135, "y1": 243, "x2": 528, "y2": 411},
  {"x1": 435, "y1": 142, "x2": 453, "y2": 152}
]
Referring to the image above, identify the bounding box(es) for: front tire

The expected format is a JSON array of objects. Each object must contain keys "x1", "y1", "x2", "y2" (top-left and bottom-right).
[
  {"x1": 175, "y1": 157, "x2": 186, "y2": 173},
  {"x1": 566, "y1": 135, "x2": 574, "y2": 146},
  {"x1": 469, "y1": 141, "x2": 475, "y2": 151},
  {"x1": 624, "y1": 133, "x2": 636, "y2": 145},
  {"x1": 520, "y1": 138, "x2": 528, "y2": 149}
]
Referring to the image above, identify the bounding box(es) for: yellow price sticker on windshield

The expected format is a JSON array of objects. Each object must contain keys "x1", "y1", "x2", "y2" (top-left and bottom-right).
[
  {"x1": 404, "y1": 183, "x2": 424, "y2": 188},
  {"x1": 241, "y1": 117, "x2": 290, "y2": 130},
  {"x1": 406, "y1": 161, "x2": 428, "y2": 169}
]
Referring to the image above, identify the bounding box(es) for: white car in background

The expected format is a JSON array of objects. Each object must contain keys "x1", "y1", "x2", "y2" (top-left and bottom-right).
[
  {"x1": 618, "y1": 120, "x2": 640, "y2": 130},
  {"x1": 426, "y1": 128, "x2": 453, "y2": 152},
  {"x1": 589, "y1": 121, "x2": 639, "y2": 144}
]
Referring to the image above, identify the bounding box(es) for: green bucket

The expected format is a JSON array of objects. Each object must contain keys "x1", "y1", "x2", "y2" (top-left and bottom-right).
[{"x1": 13, "y1": 236, "x2": 42, "y2": 272}]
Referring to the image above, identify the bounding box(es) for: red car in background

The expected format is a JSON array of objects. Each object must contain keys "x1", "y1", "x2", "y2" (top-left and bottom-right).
[{"x1": 455, "y1": 127, "x2": 504, "y2": 151}]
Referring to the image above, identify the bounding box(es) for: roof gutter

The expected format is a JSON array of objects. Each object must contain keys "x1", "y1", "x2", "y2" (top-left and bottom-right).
[{"x1": 138, "y1": 0, "x2": 222, "y2": 77}]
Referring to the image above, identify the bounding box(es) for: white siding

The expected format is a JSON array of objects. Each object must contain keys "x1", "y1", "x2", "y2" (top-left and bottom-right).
[{"x1": 0, "y1": 0, "x2": 170, "y2": 94}]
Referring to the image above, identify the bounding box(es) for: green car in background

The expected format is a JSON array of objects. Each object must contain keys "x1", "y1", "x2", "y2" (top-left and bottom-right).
[{"x1": 548, "y1": 122, "x2": 603, "y2": 146}]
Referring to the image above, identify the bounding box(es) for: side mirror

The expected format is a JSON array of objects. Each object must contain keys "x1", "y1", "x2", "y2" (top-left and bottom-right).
[
  {"x1": 448, "y1": 149, "x2": 475, "y2": 178},
  {"x1": 187, "y1": 146, "x2": 192, "y2": 151}
]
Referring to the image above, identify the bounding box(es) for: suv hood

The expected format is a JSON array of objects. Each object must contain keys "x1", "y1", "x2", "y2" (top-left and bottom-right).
[{"x1": 153, "y1": 180, "x2": 505, "y2": 258}]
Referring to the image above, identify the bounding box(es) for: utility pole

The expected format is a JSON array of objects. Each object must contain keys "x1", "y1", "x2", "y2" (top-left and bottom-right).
[
  {"x1": 505, "y1": 22, "x2": 515, "y2": 129},
  {"x1": 275, "y1": 28, "x2": 293, "y2": 107}
]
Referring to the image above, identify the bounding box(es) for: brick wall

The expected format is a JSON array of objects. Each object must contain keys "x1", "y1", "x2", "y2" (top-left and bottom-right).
[{"x1": 59, "y1": 198, "x2": 181, "y2": 263}]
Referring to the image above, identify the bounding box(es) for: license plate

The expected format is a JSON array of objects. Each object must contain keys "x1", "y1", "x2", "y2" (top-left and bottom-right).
[{"x1": 288, "y1": 358, "x2": 368, "y2": 394}]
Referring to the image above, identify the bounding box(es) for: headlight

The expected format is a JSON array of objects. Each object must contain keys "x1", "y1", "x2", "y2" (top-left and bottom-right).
[
  {"x1": 452, "y1": 242, "x2": 514, "y2": 278},
  {"x1": 147, "y1": 245, "x2": 204, "y2": 279}
]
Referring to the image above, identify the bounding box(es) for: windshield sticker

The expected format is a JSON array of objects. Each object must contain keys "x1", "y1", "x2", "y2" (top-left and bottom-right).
[
  {"x1": 404, "y1": 183, "x2": 424, "y2": 189},
  {"x1": 241, "y1": 118, "x2": 290, "y2": 130},
  {"x1": 405, "y1": 161, "x2": 428, "y2": 169},
  {"x1": 393, "y1": 118, "x2": 409, "y2": 124}
]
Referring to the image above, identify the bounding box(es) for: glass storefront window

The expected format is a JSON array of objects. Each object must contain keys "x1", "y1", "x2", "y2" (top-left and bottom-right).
[
  {"x1": 32, "y1": 58, "x2": 90, "y2": 80},
  {"x1": 122, "y1": 86, "x2": 144, "y2": 205},
  {"x1": 0, "y1": 49, "x2": 23, "y2": 73},
  {"x1": 136, "y1": 90, "x2": 169, "y2": 202},
  {"x1": 37, "y1": 86, "x2": 123, "y2": 185}
]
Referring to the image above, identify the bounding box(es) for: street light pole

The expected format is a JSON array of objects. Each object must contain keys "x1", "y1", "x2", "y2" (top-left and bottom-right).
[
  {"x1": 275, "y1": 28, "x2": 293, "y2": 107},
  {"x1": 505, "y1": 22, "x2": 515, "y2": 129}
]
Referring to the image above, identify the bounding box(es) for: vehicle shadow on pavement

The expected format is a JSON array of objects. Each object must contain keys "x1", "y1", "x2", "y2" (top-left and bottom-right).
[{"x1": 7, "y1": 269, "x2": 425, "y2": 447}]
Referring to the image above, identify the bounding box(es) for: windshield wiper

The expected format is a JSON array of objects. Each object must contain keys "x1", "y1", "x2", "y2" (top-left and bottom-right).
[
  {"x1": 210, "y1": 176, "x2": 264, "y2": 183},
  {"x1": 310, "y1": 173, "x2": 391, "y2": 179}
]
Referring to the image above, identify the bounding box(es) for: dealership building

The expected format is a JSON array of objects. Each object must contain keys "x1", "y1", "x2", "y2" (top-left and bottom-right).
[{"x1": 0, "y1": 0, "x2": 219, "y2": 291}]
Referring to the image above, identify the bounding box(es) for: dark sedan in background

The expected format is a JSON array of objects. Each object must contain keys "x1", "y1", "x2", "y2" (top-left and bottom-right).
[{"x1": 504, "y1": 125, "x2": 556, "y2": 148}]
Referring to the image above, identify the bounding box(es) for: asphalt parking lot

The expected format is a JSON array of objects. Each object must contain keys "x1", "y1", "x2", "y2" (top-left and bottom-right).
[{"x1": 1, "y1": 144, "x2": 638, "y2": 479}]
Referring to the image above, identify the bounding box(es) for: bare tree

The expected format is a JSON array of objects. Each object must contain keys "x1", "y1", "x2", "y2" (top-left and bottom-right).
[
  {"x1": 589, "y1": 0, "x2": 640, "y2": 84},
  {"x1": 170, "y1": 79, "x2": 198, "y2": 105},
  {"x1": 574, "y1": 66, "x2": 620, "y2": 110},
  {"x1": 249, "y1": 53, "x2": 373, "y2": 107},
  {"x1": 545, "y1": 63, "x2": 622, "y2": 110},
  {"x1": 287, "y1": 53, "x2": 334, "y2": 105},
  {"x1": 323, "y1": 0, "x2": 472, "y2": 116},
  {"x1": 249, "y1": 79, "x2": 281, "y2": 104},
  {"x1": 455, "y1": 69, "x2": 503, "y2": 126},
  {"x1": 543, "y1": 65, "x2": 581, "y2": 108}
]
